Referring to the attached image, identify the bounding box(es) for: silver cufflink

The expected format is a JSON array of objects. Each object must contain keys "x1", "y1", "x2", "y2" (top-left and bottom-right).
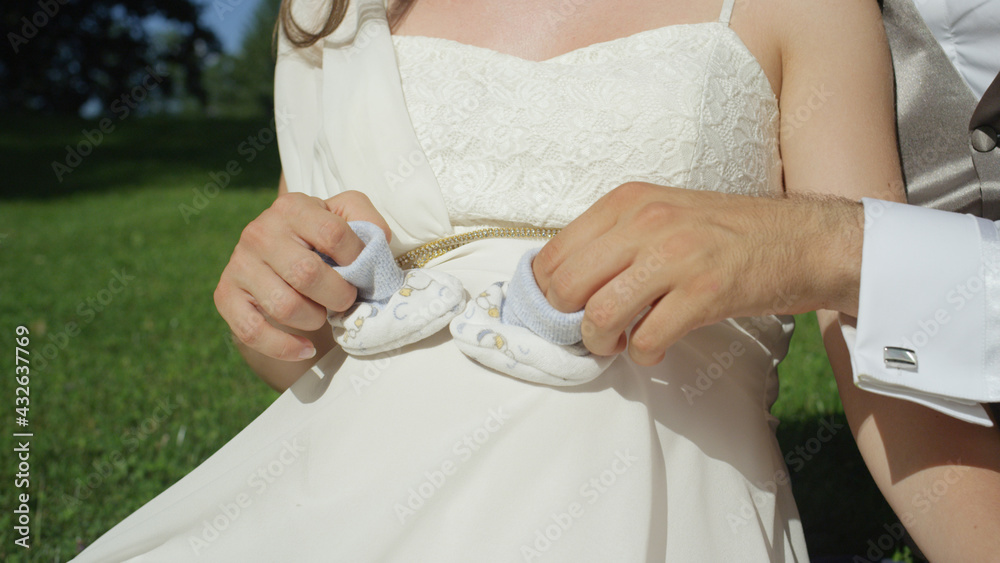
[{"x1": 883, "y1": 347, "x2": 918, "y2": 372}]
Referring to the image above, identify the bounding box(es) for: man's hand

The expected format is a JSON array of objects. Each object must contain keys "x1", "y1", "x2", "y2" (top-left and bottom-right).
[{"x1": 531, "y1": 182, "x2": 864, "y2": 365}]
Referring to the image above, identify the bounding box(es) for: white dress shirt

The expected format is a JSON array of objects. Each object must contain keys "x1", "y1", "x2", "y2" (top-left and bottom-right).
[
  {"x1": 843, "y1": 1, "x2": 1000, "y2": 426},
  {"x1": 913, "y1": 0, "x2": 1000, "y2": 99}
]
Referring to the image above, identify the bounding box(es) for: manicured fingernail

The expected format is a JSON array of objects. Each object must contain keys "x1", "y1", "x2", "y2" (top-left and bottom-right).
[{"x1": 299, "y1": 346, "x2": 316, "y2": 360}]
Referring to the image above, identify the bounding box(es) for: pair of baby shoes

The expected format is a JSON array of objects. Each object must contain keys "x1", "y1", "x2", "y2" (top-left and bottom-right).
[{"x1": 320, "y1": 221, "x2": 615, "y2": 386}]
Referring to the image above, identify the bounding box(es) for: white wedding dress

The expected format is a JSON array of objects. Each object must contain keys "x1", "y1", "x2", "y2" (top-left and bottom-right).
[{"x1": 73, "y1": 0, "x2": 808, "y2": 560}]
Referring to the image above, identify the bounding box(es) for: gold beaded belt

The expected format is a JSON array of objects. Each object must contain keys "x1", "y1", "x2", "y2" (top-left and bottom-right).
[{"x1": 395, "y1": 227, "x2": 561, "y2": 269}]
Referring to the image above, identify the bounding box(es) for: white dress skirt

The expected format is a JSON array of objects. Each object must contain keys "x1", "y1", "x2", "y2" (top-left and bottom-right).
[{"x1": 73, "y1": 0, "x2": 809, "y2": 560}]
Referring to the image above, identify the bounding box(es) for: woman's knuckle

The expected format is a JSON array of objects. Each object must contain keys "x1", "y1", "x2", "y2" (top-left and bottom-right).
[
  {"x1": 213, "y1": 283, "x2": 229, "y2": 310},
  {"x1": 318, "y1": 219, "x2": 348, "y2": 249},
  {"x1": 268, "y1": 291, "x2": 299, "y2": 322},
  {"x1": 239, "y1": 220, "x2": 263, "y2": 245},
  {"x1": 236, "y1": 314, "x2": 265, "y2": 346},
  {"x1": 341, "y1": 190, "x2": 371, "y2": 207},
  {"x1": 272, "y1": 192, "x2": 295, "y2": 213},
  {"x1": 288, "y1": 255, "x2": 323, "y2": 288}
]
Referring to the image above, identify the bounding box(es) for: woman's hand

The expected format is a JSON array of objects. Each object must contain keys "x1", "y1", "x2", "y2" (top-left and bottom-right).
[
  {"x1": 531, "y1": 182, "x2": 864, "y2": 365},
  {"x1": 214, "y1": 187, "x2": 392, "y2": 363}
]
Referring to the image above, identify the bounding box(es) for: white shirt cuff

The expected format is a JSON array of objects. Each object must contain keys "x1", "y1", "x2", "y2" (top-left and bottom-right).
[{"x1": 844, "y1": 199, "x2": 1000, "y2": 426}]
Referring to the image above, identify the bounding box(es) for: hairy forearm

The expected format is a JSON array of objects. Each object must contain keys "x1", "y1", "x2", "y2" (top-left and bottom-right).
[
  {"x1": 819, "y1": 310, "x2": 1000, "y2": 560},
  {"x1": 780, "y1": 194, "x2": 865, "y2": 317},
  {"x1": 703, "y1": 191, "x2": 866, "y2": 319}
]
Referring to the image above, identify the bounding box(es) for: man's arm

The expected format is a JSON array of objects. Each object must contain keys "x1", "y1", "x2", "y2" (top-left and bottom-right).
[{"x1": 777, "y1": 0, "x2": 1000, "y2": 558}]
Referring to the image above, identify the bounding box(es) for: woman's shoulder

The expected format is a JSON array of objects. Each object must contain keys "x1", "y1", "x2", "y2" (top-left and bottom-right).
[
  {"x1": 738, "y1": 0, "x2": 887, "y2": 101},
  {"x1": 766, "y1": 0, "x2": 887, "y2": 59}
]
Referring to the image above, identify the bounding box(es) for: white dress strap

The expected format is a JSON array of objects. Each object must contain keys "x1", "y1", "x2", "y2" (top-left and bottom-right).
[
  {"x1": 718, "y1": 0, "x2": 737, "y2": 25},
  {"x1": 294, "y1": 0, "x2": 453, "y2": 255}
]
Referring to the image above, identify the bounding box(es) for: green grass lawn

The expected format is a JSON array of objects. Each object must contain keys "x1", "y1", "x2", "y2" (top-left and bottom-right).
[{"x1": 0, "y1": 115, "x2": 912, "y2": 561}]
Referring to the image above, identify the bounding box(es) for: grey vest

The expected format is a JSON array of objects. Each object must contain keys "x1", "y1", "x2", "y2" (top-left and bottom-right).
[{"x1": 882, "y1": 0, "x2": 1000, "y2": 220}]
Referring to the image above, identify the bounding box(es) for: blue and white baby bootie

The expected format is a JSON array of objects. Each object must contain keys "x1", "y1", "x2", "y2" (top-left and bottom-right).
[
  {"x1": 320, "y1": 221, "x2": 466, "y2": 356},
  {"x1": 449, "y1": 247, "x2": 616, "y2": 386}
]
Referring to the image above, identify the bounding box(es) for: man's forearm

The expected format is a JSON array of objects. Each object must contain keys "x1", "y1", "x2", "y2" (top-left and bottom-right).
[{"x1": 783, "y1": 193, "x2": 865, "y2": 317}]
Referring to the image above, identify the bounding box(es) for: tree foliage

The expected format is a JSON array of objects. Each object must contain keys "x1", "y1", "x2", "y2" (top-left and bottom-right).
[
  {"x1": 1, "y1": 0, "x2": 220, "y2": 114},
  {"x1": 205, "y1": 0, "x2": 281, "y2": 117}
]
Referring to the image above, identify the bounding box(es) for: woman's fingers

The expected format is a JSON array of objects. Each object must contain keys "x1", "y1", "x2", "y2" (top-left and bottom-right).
[
  {"x1": 326, "y1": 191, "x2": 393, "y2": 244},
  {"x1": 275, "y1": 195, "x2": 367, "y2": 265},
  {"x1": 216, "y1": 189, "x2": 397, "y2": 361},
  {"x1": 215, "y1": 282, "x2": 317, "y2": 361},
  {"x1": 237, "y1": 195, "x2": 360, "y2": 314},
  {"x1": 234, "y1": 256, "x2": 335, "y2": 331},
  {"x1": 262, "y1": 245, "x2": 359, "y2": 315}
]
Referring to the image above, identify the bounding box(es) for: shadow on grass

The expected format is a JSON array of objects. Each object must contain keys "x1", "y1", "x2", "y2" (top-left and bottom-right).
[{"x1": 0, "y1": 113, "x2": 282, "y2": 200}]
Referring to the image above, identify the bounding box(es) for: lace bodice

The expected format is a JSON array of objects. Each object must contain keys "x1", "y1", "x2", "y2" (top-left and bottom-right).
[{"x1": 392, "y1": 23, "x2": 782, "y2": 228}]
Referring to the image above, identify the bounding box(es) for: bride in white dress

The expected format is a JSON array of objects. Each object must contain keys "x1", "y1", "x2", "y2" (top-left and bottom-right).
[{"x1": 71, "y1": 0, "x2": 967, "y2": 560}]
